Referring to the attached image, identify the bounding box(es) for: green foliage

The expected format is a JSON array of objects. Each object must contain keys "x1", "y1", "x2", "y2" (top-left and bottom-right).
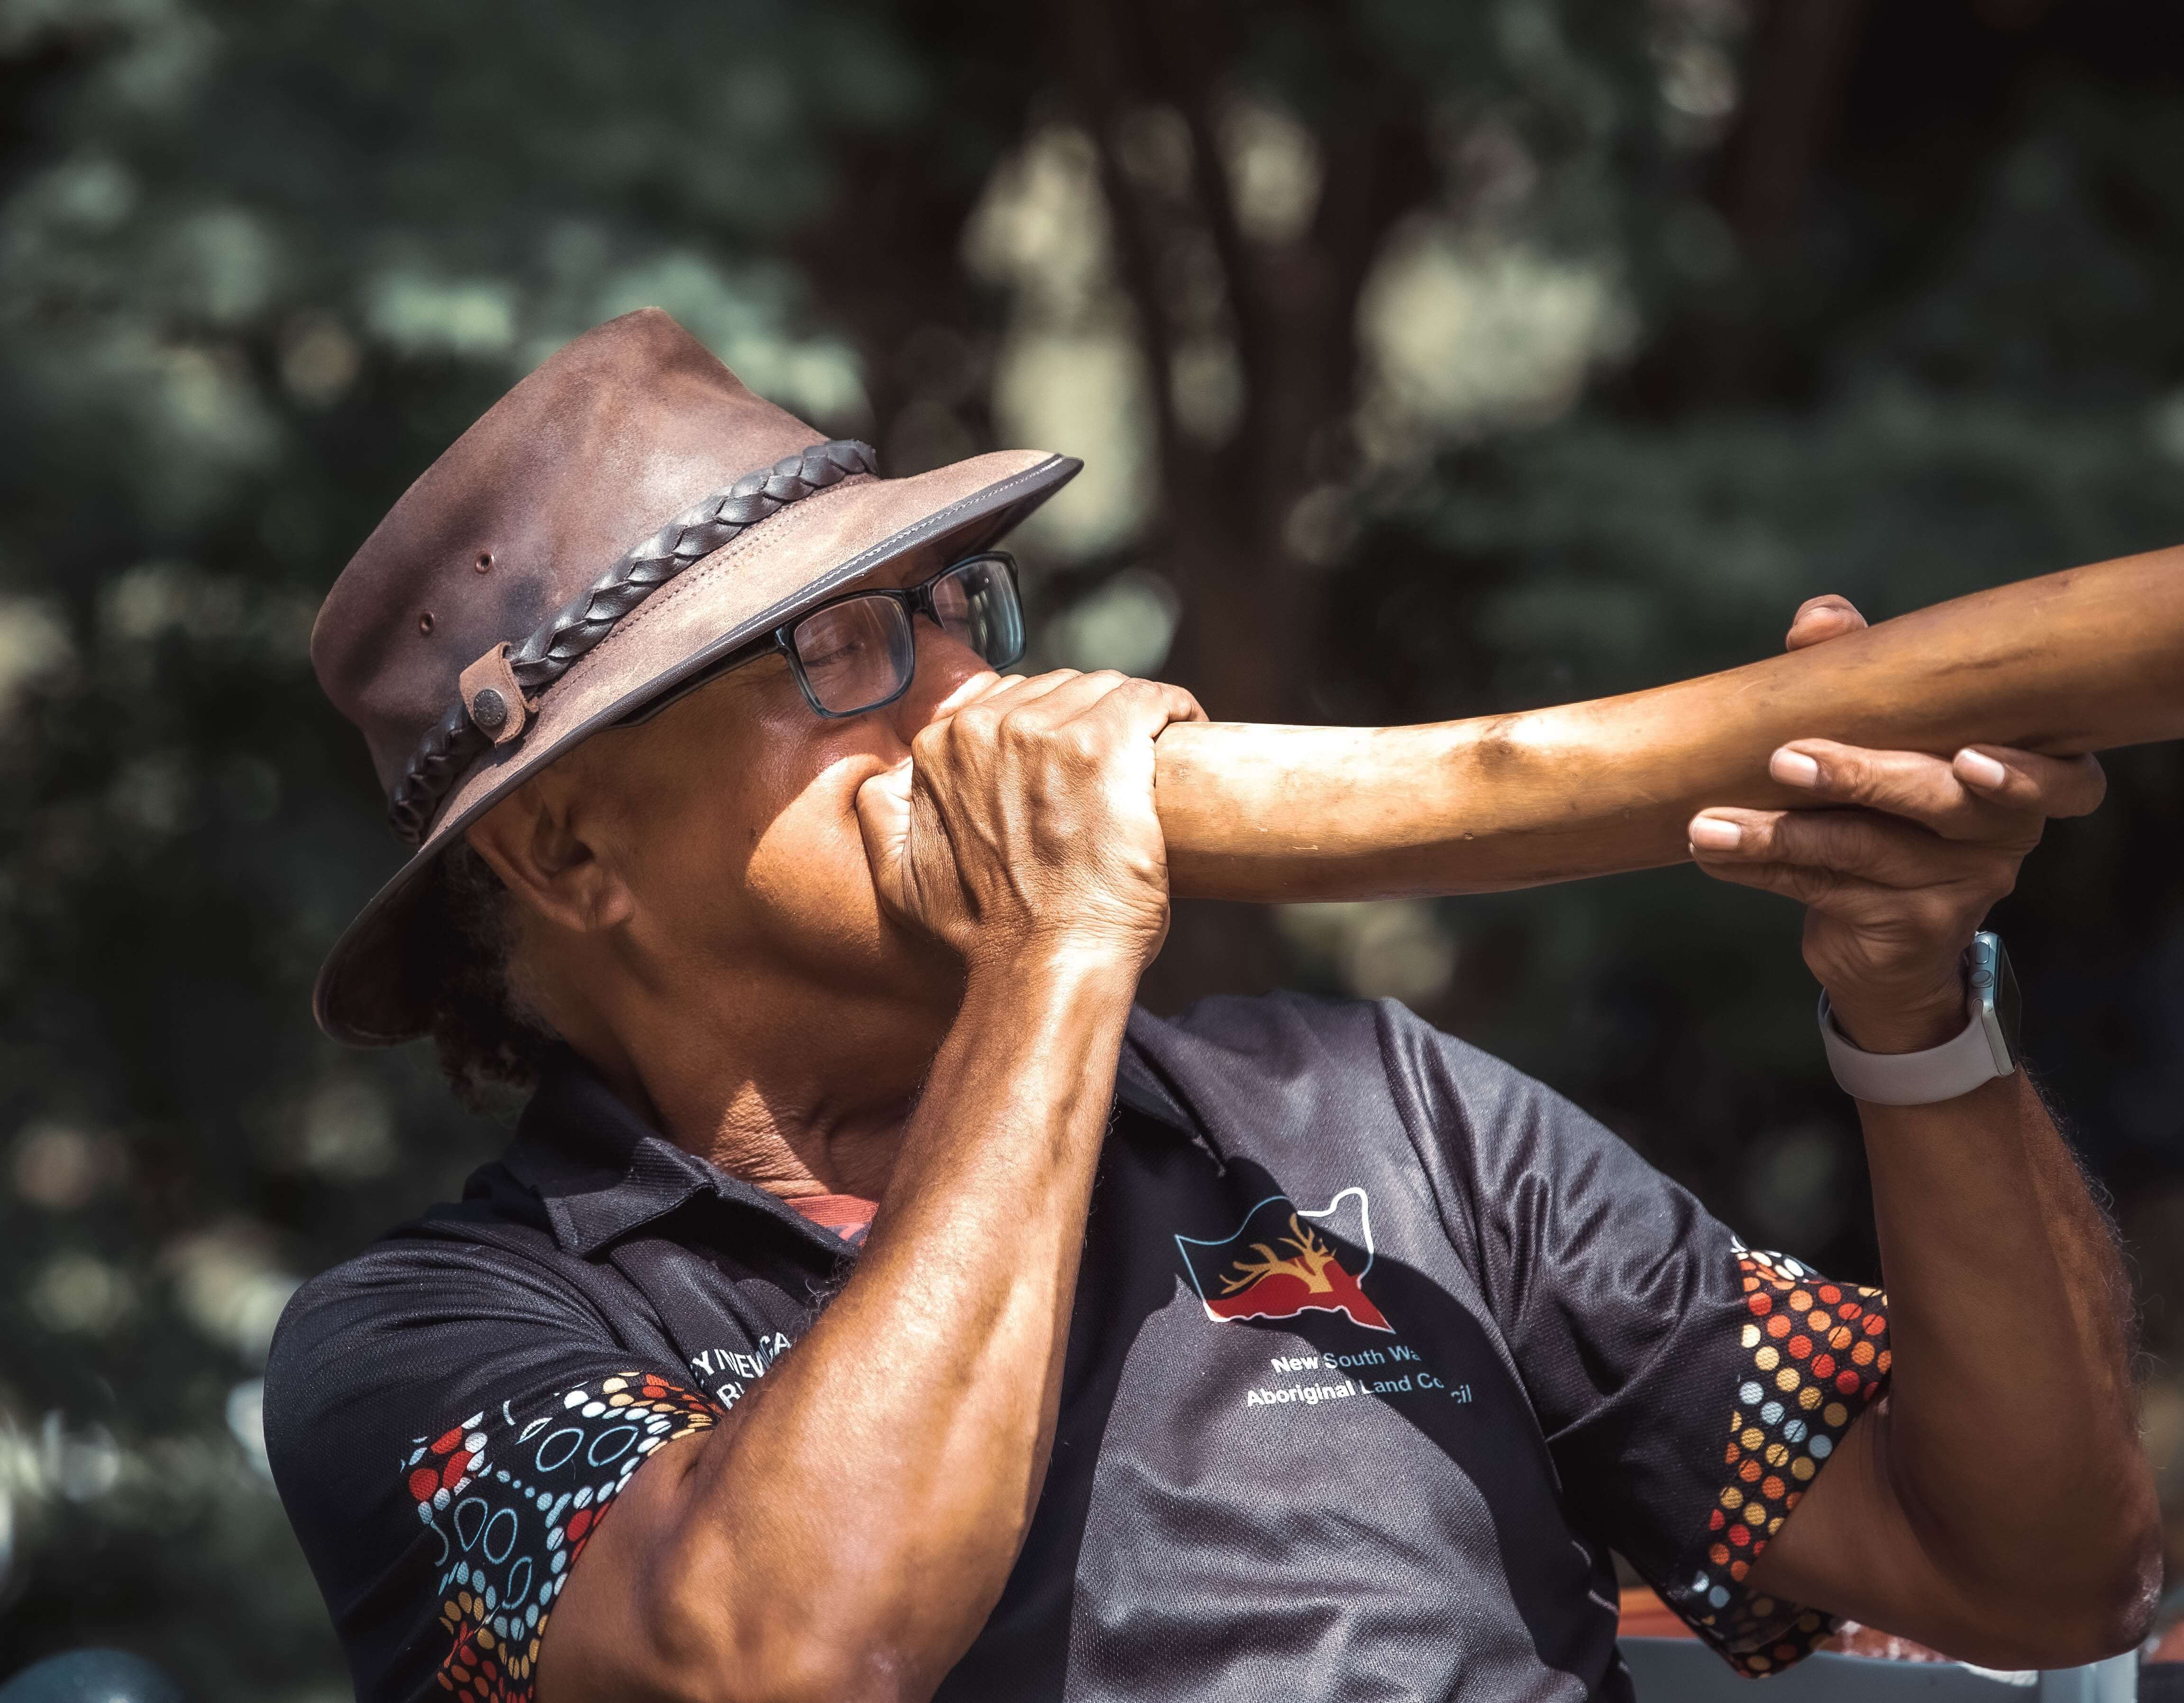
[{"x1": 0, "y1": 0, "x2": 933, "y2": 1691}]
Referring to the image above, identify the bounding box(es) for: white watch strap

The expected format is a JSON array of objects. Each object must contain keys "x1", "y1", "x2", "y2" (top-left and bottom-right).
[{"x1": 1817, "y1": 991, "x2": 2010, "y2": 1106}]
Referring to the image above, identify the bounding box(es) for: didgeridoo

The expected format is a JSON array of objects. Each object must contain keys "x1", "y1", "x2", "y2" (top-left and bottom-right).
[{"x1": 1155, "y1": 545, "x2": 2184, "y2": 902}]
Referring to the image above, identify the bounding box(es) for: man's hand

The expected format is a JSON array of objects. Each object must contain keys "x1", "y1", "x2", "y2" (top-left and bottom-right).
[
  {"x1": 1685, "y1": 595, "x2": 2105, "y2": 1051},
  {"x1": 857, "y1": 670, "x2": 1205, "y2": 977},
  {"x1": 1698, "y1": 594, "x2": 2159, "y2": 1666}
]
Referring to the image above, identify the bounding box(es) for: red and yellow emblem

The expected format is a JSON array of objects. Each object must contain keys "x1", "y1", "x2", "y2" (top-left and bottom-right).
[{"x1": 1175, "y1": 1188, "x2": 1392, "y2": 1333}]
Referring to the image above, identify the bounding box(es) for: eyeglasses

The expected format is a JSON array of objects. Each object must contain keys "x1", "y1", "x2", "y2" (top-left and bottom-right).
[{"x1": 625, "y1": 551, "x2": 1027, "y2": 727}]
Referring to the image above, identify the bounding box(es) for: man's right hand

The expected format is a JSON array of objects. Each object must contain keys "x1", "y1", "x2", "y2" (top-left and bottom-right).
[{"x1": 855, "y1": 670, "x2": 1205, "y2": 977}]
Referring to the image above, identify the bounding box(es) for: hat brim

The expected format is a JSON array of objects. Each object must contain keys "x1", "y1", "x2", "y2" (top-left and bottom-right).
[{"x1": 314, "y1": 449, "x2": 1080, "y2": 1045}]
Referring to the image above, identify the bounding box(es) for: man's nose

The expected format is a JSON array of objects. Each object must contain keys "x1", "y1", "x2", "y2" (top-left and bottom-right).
[{"x1": 889, "y1": 617, "x2": 995, "y2": 738}]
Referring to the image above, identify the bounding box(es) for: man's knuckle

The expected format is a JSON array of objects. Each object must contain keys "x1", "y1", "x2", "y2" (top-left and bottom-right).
[
  {"x1": 1978, "y1": 857, "x2": 2020, "y2": 902},
  {"x1": 1829, "y1": 748, "x2": 1873, "y2": 790},
  {"x1": 1788, "y1": 871, "x2": 1836, "y2": 907},
  {"x1": 1830, "y1": 815, "x2": 1881, "y2": 860},
  {"x1": 1910, "y1": 891, "x2": 1963, "y2": 937},
  {"x1": 1810, "y1": 819, "x2": 1878, "y2": 873}
]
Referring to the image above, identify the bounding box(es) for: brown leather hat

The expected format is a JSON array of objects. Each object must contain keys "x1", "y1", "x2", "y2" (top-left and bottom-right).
[{"x1": 311, "y1": 307, "x2": 1078, "y2": 1044}]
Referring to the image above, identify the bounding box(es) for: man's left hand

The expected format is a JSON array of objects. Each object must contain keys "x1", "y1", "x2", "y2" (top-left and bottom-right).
[{"x1": 1686, "y1": 593, "x2": 2107, "y2": 1052}]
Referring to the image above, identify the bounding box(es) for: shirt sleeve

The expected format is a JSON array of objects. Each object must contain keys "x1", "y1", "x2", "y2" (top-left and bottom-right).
[
  {"x1": 264, "y1": 1233, "x2": 730, "y2": 1703},
  {"x1": 1378, "y1": 1001, "x2": 1891, "y2": 1677}
]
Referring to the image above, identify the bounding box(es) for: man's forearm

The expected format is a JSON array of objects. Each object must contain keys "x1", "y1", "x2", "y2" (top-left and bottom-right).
[
  {"x1": 1859, "y1": 1075, "x2": 2155, "y2": 1635},
  {"x1": 1755, "y1": 1071, "x2": 2159, "y2": 1663},
  {"x1": 543, "y1": 957, "x2": 1137, "y2": 1703}
]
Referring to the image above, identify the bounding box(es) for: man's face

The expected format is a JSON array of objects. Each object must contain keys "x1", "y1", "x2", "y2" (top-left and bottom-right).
[{"x1": 533, "y1": 548, "x2": 999, "y2": 1017}]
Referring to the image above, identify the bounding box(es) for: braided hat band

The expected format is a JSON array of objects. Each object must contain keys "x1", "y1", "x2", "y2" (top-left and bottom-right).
[{"x1": 385, "y1": 438, "x2": 877, "y2": 847}]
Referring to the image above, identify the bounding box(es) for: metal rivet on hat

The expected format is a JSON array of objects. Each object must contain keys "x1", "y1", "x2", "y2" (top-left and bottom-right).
[
  {"x1": 471, "y1": 687, "x2": 508, "y2": 732},
  {"x1": 474, "y1": 552, "x2": 493, "y2": 573},
  {"x1": 417, "y1": 612, "x2": 434, "y2": 635}
]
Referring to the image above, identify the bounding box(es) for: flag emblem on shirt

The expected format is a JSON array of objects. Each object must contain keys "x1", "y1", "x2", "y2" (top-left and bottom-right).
[{"x1": 1175, "y1": 1187, "x2": 1392, "y2": 1333}]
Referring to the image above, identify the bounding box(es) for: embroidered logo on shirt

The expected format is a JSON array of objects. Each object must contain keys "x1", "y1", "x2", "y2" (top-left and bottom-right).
[{"x1": 1175, "y1": 1187, "x2": 1392, "y2": 1333}]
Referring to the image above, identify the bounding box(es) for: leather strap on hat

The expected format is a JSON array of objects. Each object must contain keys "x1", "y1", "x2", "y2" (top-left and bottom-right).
[
  {"x1": 457, "y1": 643, "x2": 533, "y2": 748},
  {"x1": 386, "y1": 437, "x2": 877, "y2": 847}
]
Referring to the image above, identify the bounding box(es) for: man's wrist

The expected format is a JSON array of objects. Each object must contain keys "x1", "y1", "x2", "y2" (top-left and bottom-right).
[
  {"x1": 961, "y1": 939, "x2": 1144, "y2": 1014},
  {"x1": 964, "y1": 929, "x2": 1153, "y2": 992},
  {"x1": 1824, "y1": 991, "x2": 1967, "y2": 1054}
]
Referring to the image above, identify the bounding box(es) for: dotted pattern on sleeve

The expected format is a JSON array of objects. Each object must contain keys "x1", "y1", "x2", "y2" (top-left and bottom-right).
[
  {"x1": 402, "y1": 1372, "x2": 720, "y2": 1701},
  {"x1": 1664, "y1": 1245, "x2": 1892, "y2": 1676}
]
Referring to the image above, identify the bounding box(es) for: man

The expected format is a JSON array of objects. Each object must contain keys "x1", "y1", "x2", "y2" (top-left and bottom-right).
[{"x1": 267, "y1": 309, "x2": 2158, "y2": 1703}]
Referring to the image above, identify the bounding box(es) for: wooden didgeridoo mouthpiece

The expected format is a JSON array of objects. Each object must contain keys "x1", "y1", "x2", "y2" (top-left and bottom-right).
[{"x1": 1155, "y1": 544, "x2": 2184, "y2": 903}]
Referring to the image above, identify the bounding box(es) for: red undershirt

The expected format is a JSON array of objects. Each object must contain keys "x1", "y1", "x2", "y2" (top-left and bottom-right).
[{"x1": 783, "y1": 1192, "x2": 878, "y2": 1247}]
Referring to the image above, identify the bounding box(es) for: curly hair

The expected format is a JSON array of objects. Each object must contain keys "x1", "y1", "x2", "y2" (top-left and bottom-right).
[{"x1": 415, "y1": 841, "x2": 560, "y2": 1110}]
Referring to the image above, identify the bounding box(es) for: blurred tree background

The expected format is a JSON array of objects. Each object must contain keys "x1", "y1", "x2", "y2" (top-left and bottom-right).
[{"x1": 0, "y1": 0, "x2": 2181, "y2": 1691}]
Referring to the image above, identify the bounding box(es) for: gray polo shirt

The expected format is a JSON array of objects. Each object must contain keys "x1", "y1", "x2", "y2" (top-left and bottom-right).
[{"x1": 265, "y1": 992, "x2": 1889, "y2": 1701}]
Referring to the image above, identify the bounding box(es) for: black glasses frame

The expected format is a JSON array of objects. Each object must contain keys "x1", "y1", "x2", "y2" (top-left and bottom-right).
[{"x1": 621, "y1": 550, "x2": 1024, "y2": 728}]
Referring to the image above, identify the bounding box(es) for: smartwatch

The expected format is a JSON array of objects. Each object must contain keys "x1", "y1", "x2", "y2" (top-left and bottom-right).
[{"x1": 1818, "y1": 932, "x2": 2021, "y2": 1106}]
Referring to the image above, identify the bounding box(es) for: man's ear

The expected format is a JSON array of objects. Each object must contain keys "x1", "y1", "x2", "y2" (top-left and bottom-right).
[{"x1": 465, "y1": 772, "x2": 636, "y2": 937}]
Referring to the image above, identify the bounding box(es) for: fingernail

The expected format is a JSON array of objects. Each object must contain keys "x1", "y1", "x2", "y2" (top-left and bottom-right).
[
  {"x1": 1956, "y1": 748, "x2": 2008, "y2": 788},
  {"x1": 1771, "y1": 749, "x2": 1821, "y2": 787},
  {"x1": 1689, "y1": 815, "x2": 1743, "y2": 852}
]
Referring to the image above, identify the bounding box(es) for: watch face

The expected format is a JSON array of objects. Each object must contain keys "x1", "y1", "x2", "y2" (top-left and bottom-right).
[
  {"x1": 1972, "y1": 932, "x2": 2022, "y2": 1063},
  {"x1": 1993, "y1": 939, "x2": 2021, "y2": 1059}
]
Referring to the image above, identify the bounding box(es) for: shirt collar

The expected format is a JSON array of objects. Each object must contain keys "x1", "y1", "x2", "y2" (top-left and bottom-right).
[
  {"x1": 1118, "y1": 1009, "x2": 1216, "y2": 1147},
  {"x1": 503, "y1": 1050, "x2": 844, "y2": 1260},
  {"x1": 501, "y1": 1015, "x2": 1209, "y2": 1260}
]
